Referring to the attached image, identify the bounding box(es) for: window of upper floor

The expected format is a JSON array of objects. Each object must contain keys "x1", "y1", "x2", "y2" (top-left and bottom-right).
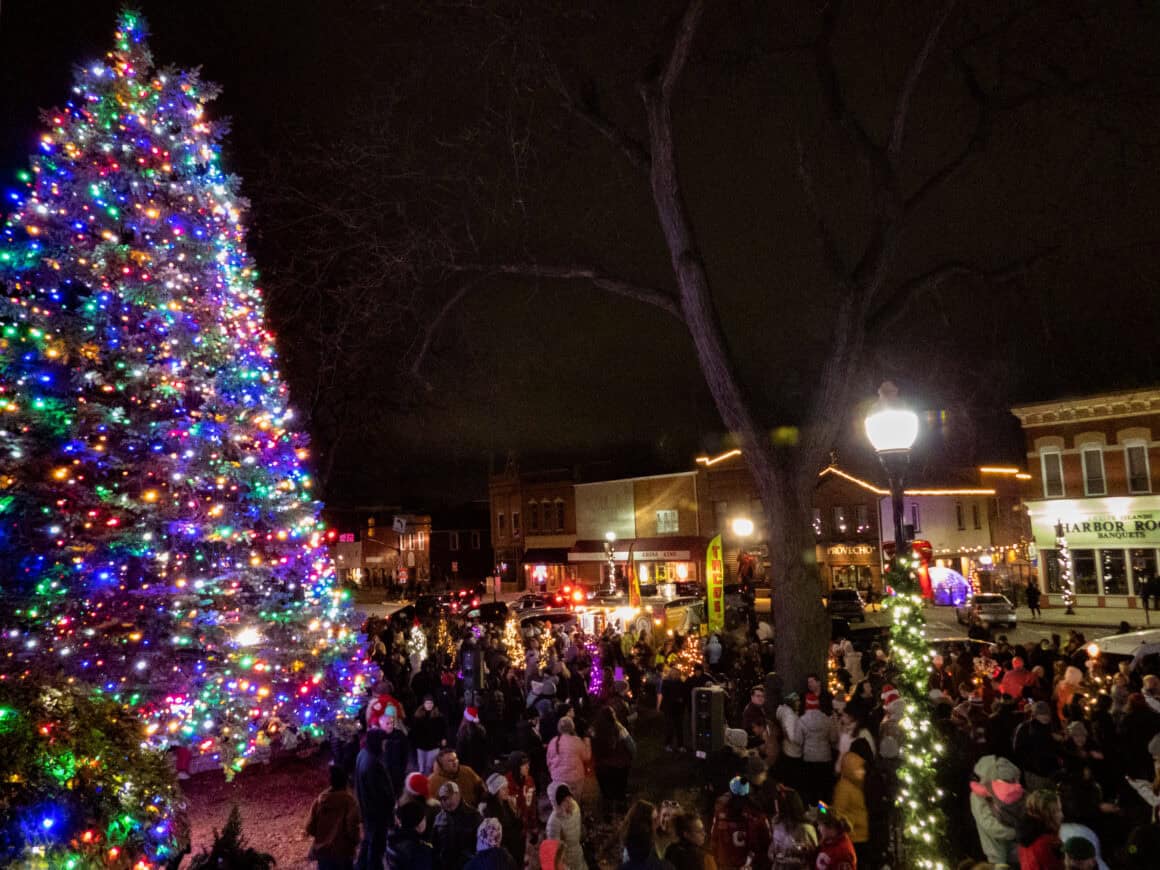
[
  {"x1": 450, "y1": 531, "x2": 460, "y2": 551},
  {"x1": 1082, "y1": 446, "x2": 1106, "y2": 496},
  {"x1": 657, "y1": 509, "x2": 679, "y2": 534},
  {"x1": 832, "y1": 506, "x2": 848, "y2": 535},
  {"x1": 972, "y1": 503, "x2": 982, "y2": 530},
  {"x1": 1126, "y1": 442, "x2": 1152, "y2": 493},
  {"x1": 1040, "y1": 449, "x2": 1064, "y2": 498},
  {"x1": 854, "y1": 504, "x2": 870, "y2": 534},
  {"x1": 955, "y1": 502, "x2": 965, "y2": 531},
  {"x1": 471, "y1": 531, "x2": 482, "y2": 550}
]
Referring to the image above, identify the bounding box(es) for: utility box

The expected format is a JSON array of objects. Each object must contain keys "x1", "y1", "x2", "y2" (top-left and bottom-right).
[{"x1": 692, "y1": 685, "x2": 726, "y2": 758}]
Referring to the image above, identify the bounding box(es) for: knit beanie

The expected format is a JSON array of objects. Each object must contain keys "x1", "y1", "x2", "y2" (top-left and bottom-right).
[
  {"x1": 724, "y1": 728, "x2": 748, "y2": 751},
  {"x1": 487, "y1": 773, "x2": 508, "y2": 795},
  {"x1": 729, "y1": 776, "x2": 750, "y2": 797},
  {"x1": 404, "y1": 772, "x2": 429, "y2": 799},
  {"x1": 477, "y1": 817, "x2": 503, "y2": 851}
]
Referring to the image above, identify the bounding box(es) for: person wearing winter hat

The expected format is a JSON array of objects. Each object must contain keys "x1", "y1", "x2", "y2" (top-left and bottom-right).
[
  {"x1": 456, "y1": 705, "x2": 489, "y2": 779},
  {"x1": 464, "y1": 816, "x2": 518, "y2": 870},
  {"x1": 546, "y1": 783, "x2": 587, "y2": 870},
  {"x1": 1062, "y1": 835, "x2": 1097, "y2": 870},
  {"x1": 799, "y1": 691, "x2": 837, "y2": 806},
  {"x1": 970, "y1": 755, "x2": 1026, "y2": 865},
  {"x1": 479, "y1": 772, "x2": 526, "y2": 867},
  {"x1": 709, "y1": 775, "x2": 769, "y2": 869},
  {"x1": 434, "y1": 780, "x2": 483, "y2": 869}
]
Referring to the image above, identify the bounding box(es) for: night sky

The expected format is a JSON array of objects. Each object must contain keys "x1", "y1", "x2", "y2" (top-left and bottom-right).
[{"x1": 4, "y1": 1, "x2": 1160, "y2": 507}]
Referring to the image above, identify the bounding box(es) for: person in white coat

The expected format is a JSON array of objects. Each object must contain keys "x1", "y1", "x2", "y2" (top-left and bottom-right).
[
  {"x1": 797, "y1": 692, "x2": 837, "y2": 805},
  {"x1": 775, "y1": 691, "x2": 803, "y2": 792},
  {"x1": 546, "y1": 781, "x2": 586, "y2": 870}
]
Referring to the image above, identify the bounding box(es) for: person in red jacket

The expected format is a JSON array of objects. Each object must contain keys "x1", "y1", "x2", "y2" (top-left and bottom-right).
[
  {"x1": 1000, "y1": 657, "x2": 1039, "y2": 700},
  {"x1": 1016, "y1": 789, "x2": 1064, "y2": 870},
  {"x1": 814, "y1": 809, "x2": 856, "y2": 870},
  {"x1": 709, "y1": 776, "x2": 771, "y2": 870}
]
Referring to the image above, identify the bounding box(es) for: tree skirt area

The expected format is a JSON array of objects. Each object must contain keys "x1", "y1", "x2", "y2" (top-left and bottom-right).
[
  {"x1": 184, "y1": 756, "x2": 327, "y2": 869},
  {"x1": 181, "y1": 710, "x2": 705, "y2": 869}
]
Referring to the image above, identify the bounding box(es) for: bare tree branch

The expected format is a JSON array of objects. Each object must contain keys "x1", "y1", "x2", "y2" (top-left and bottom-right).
[
  {"x1": 888, "y1": 0, "x2": 959, "y2": 163},
  {"x1": 443, "y1": 262, "x2": 684, "y2": 319},
  {"x1": 546, "y1": 67, "x2": 651, "y2": 174},
  {"x1": 661, "y1": 0, "x2": 705, "y2": 103},
  {"x1": 813, "y1": 0, "x2": 885, "y2": 175},
  {"x1": 866, "y1": 246, "x2": 1060, "y2": 333},
  {"x1": 795, "y1": 132, "x2": 849, "y2": 284}
]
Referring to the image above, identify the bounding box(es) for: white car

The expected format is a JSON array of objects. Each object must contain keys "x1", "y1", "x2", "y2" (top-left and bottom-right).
[{"x1": 955, "y1": 593, "x2": 1017, "y2": 629}]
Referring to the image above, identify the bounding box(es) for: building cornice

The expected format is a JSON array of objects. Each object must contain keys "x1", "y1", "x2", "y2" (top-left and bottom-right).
[{"x1": 1011, "y1": 388, "x2": 1160, "y2": 427}]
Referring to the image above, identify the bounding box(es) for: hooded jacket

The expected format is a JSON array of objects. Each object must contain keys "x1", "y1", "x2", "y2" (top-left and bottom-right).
[
  {"x1": 546, "y1": 782, "x2": 587, "y2": 870},
  {"x1": 970, "y1": 755, "x2": 1024, "y2": 865}
]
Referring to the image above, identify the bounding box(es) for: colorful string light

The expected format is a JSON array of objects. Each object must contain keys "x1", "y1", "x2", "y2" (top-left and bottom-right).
[{"x1": 0, "y1": 12, "x2": 368, "y2": 862}]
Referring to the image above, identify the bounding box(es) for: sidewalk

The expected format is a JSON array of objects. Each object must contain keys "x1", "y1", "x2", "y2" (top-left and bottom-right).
[{"x1": 1020, "y1": 602, "x2": 1160, "y2": 633}]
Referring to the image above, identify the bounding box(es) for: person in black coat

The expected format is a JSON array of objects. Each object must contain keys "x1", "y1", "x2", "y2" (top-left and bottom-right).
[
  {"x1": 433, "y1": 781, "x2": 483, "y2": 869},
  {"x1": 386, "y1": 801, "x2": 435, "y2": 870},
  {"x1": 381, "y1": 713, "x2": 411, "y2": 796},
  {"x1": 354, "y1": 729, "x2": 396, "y2": 870},
  {"x1": 456, "y1": 707, "x2": 490, "y2": 777}
]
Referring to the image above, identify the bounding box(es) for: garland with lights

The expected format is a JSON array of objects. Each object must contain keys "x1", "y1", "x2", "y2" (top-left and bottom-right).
[
  {"x1": 0, "y1": 673, "x2": 184, "y2": 868},
  {"x1": 0, "y1": 11, "x2": 366, "y2": 784},
  {"x1": 1056, "y1": 524, "x2": 1075, "y2": 612},
  {"x1": 882, "y1": 561, "x2": 948, "y2": 870}
]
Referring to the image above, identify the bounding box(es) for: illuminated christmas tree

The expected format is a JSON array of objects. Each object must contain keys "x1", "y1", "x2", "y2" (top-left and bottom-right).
[{"x1": 0, "y1": 9, "x2": 364, "y2": 786}]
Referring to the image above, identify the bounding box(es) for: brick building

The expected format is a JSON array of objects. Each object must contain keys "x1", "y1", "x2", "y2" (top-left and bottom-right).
[{"x1": 1013, "y1": 388, "x2": 1160, "y2": 606}]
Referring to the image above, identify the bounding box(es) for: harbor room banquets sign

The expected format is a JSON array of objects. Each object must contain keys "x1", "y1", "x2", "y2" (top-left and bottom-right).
[{"x1": 1029, "y1": 496, "x2": 1160, "y2": 549}]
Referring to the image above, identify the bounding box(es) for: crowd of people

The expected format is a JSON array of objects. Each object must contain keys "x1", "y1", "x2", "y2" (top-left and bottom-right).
[{"x1": 299, "y1": 600, "x2": 1160, "y2": 870}]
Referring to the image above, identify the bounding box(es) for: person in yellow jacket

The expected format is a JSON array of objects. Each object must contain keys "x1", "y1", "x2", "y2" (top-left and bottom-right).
[{"x1": 831, "y1": 737, "x2": 873, "y2": 864}]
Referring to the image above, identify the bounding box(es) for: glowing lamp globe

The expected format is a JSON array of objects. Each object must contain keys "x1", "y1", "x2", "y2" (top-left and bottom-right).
[
  {"x1": 865, "y1": 382, "x2": 918, "y2": 454},
  {"x1": 731, "y1": 517, "x2": 754, "y2": 537}
]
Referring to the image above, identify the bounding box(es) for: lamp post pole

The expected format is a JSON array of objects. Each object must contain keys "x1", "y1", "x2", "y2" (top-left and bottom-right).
[{"x1": 864, "y1": 381, "x2": 919, "y2": 583}]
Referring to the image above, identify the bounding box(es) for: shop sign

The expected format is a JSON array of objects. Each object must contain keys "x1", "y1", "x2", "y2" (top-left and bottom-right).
[
  {"x1": 1030, "y1": 500, "x2": 1160, "y2": 549},
  {"x1": 633, "y1": 549, "x2": 691, "y2": 561},
  {"x1": 706, "y1": 534, "x2": 725, "y2": 632},
  {"x1": 826, "y1": 544, "x2": 876, "y2": 558}
]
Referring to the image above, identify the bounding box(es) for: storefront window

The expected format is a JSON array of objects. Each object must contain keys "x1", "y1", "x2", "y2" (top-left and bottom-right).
[
  {"x1": 1102, "y1": 549, "x2": 1127, "y2": 595},
  {"x1": 1044, "y1": 549, "x2": 1061, "y2": 593},
  {"x1": 831, "y1": 565, "x2": 874, "y2": 592},
  {"x1": 1131, "y1": 549, "x2": 1158, "y2": 591},
  {"x1": 1072, "y1": 549, "x2": 1097, "y2": 594}
]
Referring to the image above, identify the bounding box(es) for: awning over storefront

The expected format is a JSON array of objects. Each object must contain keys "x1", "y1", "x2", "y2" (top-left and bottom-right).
[
  {"x1": 568, "y1": 536, "x2": 708, "y2": 562},
  {"x1": 522, "y1": 548, "x2": 572, "y2": 564}
]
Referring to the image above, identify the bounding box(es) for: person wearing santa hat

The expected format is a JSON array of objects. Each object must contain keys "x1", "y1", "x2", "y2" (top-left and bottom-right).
[
  {"x1": 799, "y1": 691, "x2": 837, "y2": 806},
  {"x1": 456, "y1": 705, "x2": 489, "y2": 778},
  {"x1": 397, "y1": 772, "x2": 439, "y2": 842}
]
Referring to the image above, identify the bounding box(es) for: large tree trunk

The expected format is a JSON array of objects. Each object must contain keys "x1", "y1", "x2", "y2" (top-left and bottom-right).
[{"x1": 764, "y1": 469, "x2": 830, "y2": 692}]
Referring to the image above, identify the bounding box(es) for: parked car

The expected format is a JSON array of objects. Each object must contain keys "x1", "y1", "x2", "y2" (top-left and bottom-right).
[
  {"x1": 955, "y1": 593, "x2": 1017, "y2": 629},
  {"x1": 513, "y1": 593, "x2": 549, "y2": 612},
  {"x1": 826, "y1": 588, "x2": 866, "y2": 622},
  {"x1": 1086, "y1": 627, "x2": 1160, "y2": 672},
  {"x1": 519, "y1": 608, "x2": 578, "y2": 631},
  {"x1": 415, "y1": 593, "x2": 454, "y2": 618},
  {"x1": 464, "y1": 601, "x2": 509, "y2": 624}
]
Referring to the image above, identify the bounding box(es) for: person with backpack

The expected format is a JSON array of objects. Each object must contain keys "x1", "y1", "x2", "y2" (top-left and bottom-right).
[{"x1": 709, "y1": 776, "x2": 771, "y2": 870}]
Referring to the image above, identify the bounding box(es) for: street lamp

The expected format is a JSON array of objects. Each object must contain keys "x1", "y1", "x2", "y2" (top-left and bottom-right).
[
  {"x1": 865, "y1": 381, "x2": 918, "y2": 572},
  {"x1": 731, "y1": 517, "x2": 754, "y2": 538},
  {"x1": 604, "y1": 531, "x2": 617, "y2": 596}
]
